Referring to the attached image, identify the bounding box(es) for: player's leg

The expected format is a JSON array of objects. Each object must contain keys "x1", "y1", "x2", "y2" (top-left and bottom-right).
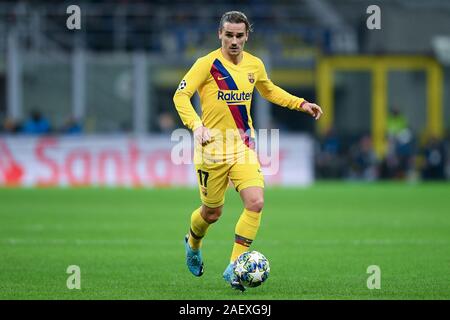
[
  {"x1": 228, "y1": 150, "x2": 264, "y2": 263},
  {"x1": 231, "y1": 186, "x2": 264, "y2": 262},
  {"x1": 188, "y1": 204, "x2": 223, "y2": 250},
  {"x1": 223, "y1": 186, "x2": 263, "y2": 291},
  {"x1": 223, "y1": 150, "x2": 264, "y2": 290},
  {"x1": 184, "y1": 204, "x2": 223, "y2": 277},
  {"x1": 184, "y1": 162, "x2": 229, "y2": 277}
]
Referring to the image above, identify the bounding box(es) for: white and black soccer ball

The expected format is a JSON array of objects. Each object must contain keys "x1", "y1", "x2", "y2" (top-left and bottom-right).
[
  {"x1": 178, "y1": 79, "x2": 187, "y2": 90},
  {"x1": 233, "y1": 250, "x2": 270, "y2": 288}
]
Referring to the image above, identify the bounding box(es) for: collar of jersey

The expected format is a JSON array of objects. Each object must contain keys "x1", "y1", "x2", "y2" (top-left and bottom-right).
[{"x1": 218, "y1": 48, "x2": 246, "y2": 68}]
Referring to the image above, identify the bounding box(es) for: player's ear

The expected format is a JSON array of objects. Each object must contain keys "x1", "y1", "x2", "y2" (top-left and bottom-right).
[{"x1": 218, "y1": 28, "x2": 222, "y2": 40}]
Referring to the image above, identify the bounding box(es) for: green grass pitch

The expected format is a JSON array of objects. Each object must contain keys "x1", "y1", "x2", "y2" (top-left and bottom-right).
[{"x1": 0, "y1": 183, "x2": 449, "y2": 299}]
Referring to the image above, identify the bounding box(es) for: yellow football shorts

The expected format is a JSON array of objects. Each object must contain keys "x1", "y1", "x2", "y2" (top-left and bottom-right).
[{"x1": 194, "y1": 149, "x2": 264, "y2": 208}]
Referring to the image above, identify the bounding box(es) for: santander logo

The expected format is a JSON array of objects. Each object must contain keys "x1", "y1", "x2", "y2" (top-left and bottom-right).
[
  {"x1": 0, "y1": 137, "x2": 189, "y2": 187},
  {"x1": 0, "y1": 139, "x2": 25, "y2": 185}
]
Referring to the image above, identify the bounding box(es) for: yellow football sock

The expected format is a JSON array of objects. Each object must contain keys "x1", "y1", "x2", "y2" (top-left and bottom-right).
[
  {"x1": 230, "y1": 209, "x2": 262, "y2": 262},
  {"x1": 188, "y1": 207, "x2": 210, "y2": 250}
]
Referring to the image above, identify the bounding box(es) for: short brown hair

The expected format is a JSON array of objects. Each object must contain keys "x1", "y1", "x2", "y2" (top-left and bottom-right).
[{"x1": 219, "y1": 11, "x2": 253, "y2": 33}]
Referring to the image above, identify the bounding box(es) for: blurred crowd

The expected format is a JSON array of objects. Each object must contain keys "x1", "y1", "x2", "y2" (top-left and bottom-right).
[
  {"x1": 315, "y1": 109, "x2": 449, "y2": 181},
  {"x1": 3, "y1": 0, "x2": 331, "y2": 55},
  {"x1": 1, "y1": 110, "x2": 82, "y2": 135},
  {"x1": 0, "y1": 110, "x2": 178, "y2": 135}
]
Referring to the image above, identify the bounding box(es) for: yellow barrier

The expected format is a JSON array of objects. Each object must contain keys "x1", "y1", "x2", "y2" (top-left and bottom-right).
[{"x1": 316, "y1": 56, "x2": 444, "y2": 157}]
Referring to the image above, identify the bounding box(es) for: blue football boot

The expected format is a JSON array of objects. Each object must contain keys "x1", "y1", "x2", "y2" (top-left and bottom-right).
[
  {"x1": 184, "y1": 234, "x2": 204, "y2": 277},
  {"x1": 223, "y1": 262, "x2": 246, "y2": 292}
]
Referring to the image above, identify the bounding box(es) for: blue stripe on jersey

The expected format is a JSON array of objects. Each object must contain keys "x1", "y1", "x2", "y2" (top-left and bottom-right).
[
  {"x1": 237, "y1": 105, "x2": 250, "y2": 132},
  {"x1": 212, "y1": 59, "x2": 238, "y2": 90}
]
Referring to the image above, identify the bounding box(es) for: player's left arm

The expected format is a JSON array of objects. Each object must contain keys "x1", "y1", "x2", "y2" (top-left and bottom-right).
[
  {"x1": 255, "y1": 59, "x2": 323, "y2": 120},
  {"x1": 299, "y1": 101, "x2": 323, "y2": 120}
]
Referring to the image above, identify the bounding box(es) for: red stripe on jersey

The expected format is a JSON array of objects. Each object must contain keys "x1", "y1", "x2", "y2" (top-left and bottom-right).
[
  {"x1": 210, "y1": 64, "x2": 230, "y2": 90},
  {"x1": 228, "y1": 105, "x2": 246, "y2": 132}
]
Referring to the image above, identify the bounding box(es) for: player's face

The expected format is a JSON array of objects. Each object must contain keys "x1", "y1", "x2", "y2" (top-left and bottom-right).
[{"x1": 219, "y1": 22, "x2": 248, "y2": 57}]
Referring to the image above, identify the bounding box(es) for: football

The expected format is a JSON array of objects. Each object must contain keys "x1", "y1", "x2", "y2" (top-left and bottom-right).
[{"x1": 233, "y1": 251, "x2": 270, "y2": 288}]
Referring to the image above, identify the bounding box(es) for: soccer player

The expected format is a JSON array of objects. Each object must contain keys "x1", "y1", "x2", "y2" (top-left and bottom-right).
[{"x1": 173, "y1": 11, "x2": 323, "y2": 291}]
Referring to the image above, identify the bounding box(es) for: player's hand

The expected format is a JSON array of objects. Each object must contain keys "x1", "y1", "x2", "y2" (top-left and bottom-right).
[
  {"x1": 193, "y1": 126, "x2": 213, "y2": 146},
  {"x1": 301, "y1": 102, "x2": 323, "y2": 120}
]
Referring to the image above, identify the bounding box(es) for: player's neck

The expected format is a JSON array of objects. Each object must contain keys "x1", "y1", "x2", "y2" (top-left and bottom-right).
[{"x1": 220, "y1": 48, "x2": 243, "y2": 65}]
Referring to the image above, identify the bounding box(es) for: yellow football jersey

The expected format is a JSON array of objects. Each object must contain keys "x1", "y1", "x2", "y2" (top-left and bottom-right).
[{"x1": 173, "y1": 48, "x2": 306, "y2": 160}]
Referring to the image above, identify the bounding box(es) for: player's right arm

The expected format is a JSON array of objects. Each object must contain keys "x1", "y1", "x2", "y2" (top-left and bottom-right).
[
  {"x1": 173, "y1": 58, "x2": 209, "y2": 132},
  {"x1": 173, "y1": 58, "x2": 213, "y2": 145}
]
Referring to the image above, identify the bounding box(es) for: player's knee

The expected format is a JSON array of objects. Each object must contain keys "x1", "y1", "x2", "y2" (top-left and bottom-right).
[
  {"x1": 246, "y1": 197, "x2": 264, "y2": 213},
  {"x1": 202, "y1": 206, "x2": 222, "y2": 224},
  {"x1": 204, "y1": 213, "x2": 221, "y2": 224}
]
